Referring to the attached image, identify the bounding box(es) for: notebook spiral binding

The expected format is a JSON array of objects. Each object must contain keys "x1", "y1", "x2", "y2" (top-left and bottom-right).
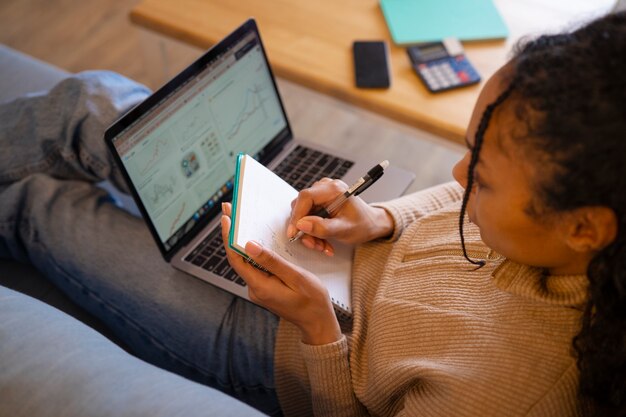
[{"x1": 244, "y1": 256, "x2": 271, "y2": 274}]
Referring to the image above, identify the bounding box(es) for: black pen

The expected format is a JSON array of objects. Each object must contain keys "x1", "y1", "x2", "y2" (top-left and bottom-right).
[{"x1": 289, "y1": 160, "x2": 389, "y2": 243}]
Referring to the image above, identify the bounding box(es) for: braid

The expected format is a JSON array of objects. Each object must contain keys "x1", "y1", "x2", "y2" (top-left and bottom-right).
[
  {"x1": 459, "y1": 84, "x2": 515, "y2": 267},
  {"x1": 504, "y1": 11, "x2": 626, "y2": 416}
]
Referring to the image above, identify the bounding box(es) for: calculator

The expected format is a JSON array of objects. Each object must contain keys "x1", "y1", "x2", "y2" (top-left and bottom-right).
[{"x1": 407, "y1": 38, "x2": 480, "y2": 93}]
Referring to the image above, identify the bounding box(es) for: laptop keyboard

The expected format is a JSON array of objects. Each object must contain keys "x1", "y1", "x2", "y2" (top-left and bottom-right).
[
  {"x1": 184, "y1": 145, "x2": 354, "y2": 286},
  {"x1": 273, "y1": 145, "x2": 354, "y2": 189}
]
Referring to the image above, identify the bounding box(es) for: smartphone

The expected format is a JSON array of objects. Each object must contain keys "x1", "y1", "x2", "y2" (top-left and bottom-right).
[{"x1": 353, "y1": 41, "x2": 391, "y2": 88}]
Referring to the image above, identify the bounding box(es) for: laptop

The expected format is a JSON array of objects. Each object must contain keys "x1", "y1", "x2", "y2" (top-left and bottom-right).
[{"x1": 105, "y1": 18, "x2": 415, "y2": 311}]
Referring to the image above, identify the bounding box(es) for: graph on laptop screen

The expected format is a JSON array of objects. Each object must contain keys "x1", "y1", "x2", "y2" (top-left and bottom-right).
[{"x1": 113, "y1": 33, "x2": 287, "y2": 247}]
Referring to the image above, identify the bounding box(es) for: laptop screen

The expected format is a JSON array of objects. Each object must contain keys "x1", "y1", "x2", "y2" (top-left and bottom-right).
[{"x1": 107, "y1": 20, "x2": 290, "y2": 257}]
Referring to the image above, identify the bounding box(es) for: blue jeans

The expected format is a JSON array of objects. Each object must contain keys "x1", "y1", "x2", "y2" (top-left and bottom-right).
[{"x1": 0, "y1": 72, "x2": 280, "y2": 415}]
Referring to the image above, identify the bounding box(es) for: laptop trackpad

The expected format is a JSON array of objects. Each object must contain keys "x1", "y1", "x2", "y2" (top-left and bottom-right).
[{"x1": 346, "y1": 163, "x2": 415, "y2": 203}]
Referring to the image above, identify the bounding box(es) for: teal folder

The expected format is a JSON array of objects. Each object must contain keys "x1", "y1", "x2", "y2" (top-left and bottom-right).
[{"x1": 380, "y1": 0, "x2": 509, "y2": 45}]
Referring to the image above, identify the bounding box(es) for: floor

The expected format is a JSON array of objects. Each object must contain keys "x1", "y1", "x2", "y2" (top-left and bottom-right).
[{"x1": 0, "y1": 0, "x2": 465, "y2": 193}]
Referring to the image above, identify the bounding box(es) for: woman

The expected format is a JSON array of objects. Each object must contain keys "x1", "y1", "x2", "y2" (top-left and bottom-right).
[
  {"x1": 221, "y1": 11, "x2": 626, "y2": 416},
  {"x1": 1, "y1": 10, "x2": 623, "y2": 417}
]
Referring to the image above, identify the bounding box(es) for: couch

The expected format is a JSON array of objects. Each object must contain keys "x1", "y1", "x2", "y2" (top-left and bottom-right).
[{"x1": 0, "y1": 44, "x2": 266, "y2": 417}]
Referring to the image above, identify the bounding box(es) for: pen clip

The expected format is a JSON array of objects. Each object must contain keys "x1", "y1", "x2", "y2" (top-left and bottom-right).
[
  {"x1": 353, "y1": 178, "x2": 373, "y2": 196},
  {"x1": 353, "y1": 169, "x2": 384, "y2": 196}
]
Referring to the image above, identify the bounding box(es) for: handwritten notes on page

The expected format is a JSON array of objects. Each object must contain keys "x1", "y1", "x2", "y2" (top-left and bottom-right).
[{"x1": 229, "y1": 154, "x2": 353, "y2": 317}]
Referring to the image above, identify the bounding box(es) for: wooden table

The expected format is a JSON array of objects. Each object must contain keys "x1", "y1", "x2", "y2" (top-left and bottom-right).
[{"x1": 130, "y1": 0, "x2": 615, "y2": 145}]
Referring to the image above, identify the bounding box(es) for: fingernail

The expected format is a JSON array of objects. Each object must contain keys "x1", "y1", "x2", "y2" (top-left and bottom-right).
[
  {"x1": 324, "y1": 248, "x2": 334, "y2": 257},
  {"x1": 297, "y1": 219, "x2": 312, "y2": 233},
  {"x1": 246, "y1": 241, "x2": 262, "y2": 256},
  {"x1": 221, "y1": 202, "x2": 227, "y2": 212},
  {"x1": 287, "y1": 224, "x2": 295, "y2": 237}
]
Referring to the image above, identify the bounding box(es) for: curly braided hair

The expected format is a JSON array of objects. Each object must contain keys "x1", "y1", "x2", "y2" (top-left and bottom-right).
[{"x1": 459, "y1": 11, "x2": 626, "y2": 416}]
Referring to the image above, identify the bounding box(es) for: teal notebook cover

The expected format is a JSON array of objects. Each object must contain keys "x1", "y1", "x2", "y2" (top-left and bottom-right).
[{"x1": 380, "y1": 0, "x2": 508, "y2": 44}]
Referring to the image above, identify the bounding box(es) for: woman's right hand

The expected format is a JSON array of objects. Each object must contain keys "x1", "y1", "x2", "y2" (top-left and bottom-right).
[{"x1": 287, "y1": 178, "x2": 394, "y2": 256}]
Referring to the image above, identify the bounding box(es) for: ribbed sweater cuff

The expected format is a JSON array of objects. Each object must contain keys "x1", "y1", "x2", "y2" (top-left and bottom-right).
[
  {"x1": 300, "y1": 335, "x2": 358, "y2": 416},
  {"x1": 371, "y1": 203, "x2": 403, "y2": 242},
  {"x1": 300, "y1": 334, "x2": 348, "y2": 361}
]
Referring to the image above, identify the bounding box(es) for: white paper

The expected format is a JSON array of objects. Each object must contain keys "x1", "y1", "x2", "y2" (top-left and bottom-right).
[{"x1": 232, "y1": 155, "x2": 353, "y2": 315}]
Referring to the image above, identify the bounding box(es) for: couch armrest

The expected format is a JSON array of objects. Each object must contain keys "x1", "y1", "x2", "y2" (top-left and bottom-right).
[{"x1": 0, "y1": 44, "x2": 69, "y2": 103}]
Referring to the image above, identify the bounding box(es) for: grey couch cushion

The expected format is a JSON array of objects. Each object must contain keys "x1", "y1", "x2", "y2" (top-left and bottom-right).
[
  {"x1": 0, "y1": 285, "x2": 266, "y2": 417},
  {"x1": 0, "y1": 45, "x2": 69, "y2": 104}
]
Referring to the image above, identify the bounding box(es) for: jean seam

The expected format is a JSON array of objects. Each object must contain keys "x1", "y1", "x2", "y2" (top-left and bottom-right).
[
  {"x1": 225, "y1": 302, "x2": 278, "y2": 394},
  {"x1": 0, "y1": 151, "x2": 60, "y2": 184},
  {"x1": 80, "y1": 149, "x2": 107, "y2": 177}
]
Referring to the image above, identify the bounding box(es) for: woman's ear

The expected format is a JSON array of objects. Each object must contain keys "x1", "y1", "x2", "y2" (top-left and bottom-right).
[{"x1": 563, "y1": 206, "x2": 618, "y2": 253}]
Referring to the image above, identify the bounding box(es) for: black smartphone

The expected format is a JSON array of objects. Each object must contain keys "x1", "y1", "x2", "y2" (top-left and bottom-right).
[{"x1": 352, "y1": 41, "x2": 391, "y2": 88}]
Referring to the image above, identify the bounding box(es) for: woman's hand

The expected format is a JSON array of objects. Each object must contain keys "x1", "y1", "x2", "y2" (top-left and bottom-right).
[
  {"x1": 287, "y1": 178, "x2": 394, "y2": 256},
  {"x1": 221, "y1": 203, "x2": 341, "y2": 345}
]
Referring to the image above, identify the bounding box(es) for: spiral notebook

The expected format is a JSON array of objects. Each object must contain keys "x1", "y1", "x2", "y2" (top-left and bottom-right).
[{"x1": 229, "y1": 154, "x2": 353, "y2": 319}]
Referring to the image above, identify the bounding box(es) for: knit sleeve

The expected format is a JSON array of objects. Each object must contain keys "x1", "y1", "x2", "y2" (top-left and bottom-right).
[
  {"x1": 372, "y1": 181, "x2": 463, "y2": 241},
  {"x1": 300, "y1": 336, "x2": 369, "y2": 417}
]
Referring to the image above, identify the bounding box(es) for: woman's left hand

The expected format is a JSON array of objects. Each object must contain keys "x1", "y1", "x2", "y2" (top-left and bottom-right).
[{"x1": 220, "y1": 203, "x2": 342, "y2": 345}]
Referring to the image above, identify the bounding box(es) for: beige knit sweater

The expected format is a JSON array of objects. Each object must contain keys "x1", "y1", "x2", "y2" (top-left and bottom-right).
[{"x1": 274, "y1": 182, "x2": 587, "y2": 417}]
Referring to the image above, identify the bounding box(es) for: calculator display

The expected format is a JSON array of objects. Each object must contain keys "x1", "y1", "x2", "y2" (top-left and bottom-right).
[{"x1": 416, "y1": 44, "x2": 448, "y2": 61}]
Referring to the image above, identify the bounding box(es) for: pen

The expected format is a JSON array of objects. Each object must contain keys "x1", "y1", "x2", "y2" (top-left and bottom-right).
[{"x1": 289, "y1": 160, "x2": 389, "y2": 243}]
